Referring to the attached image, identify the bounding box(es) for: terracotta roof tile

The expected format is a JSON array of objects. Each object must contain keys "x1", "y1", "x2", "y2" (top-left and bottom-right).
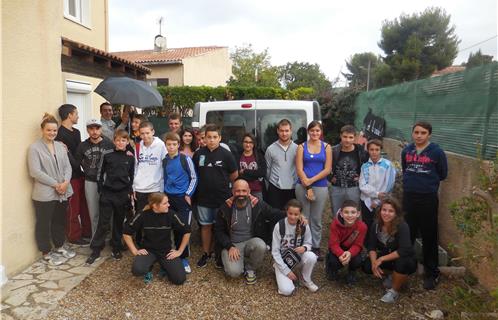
[
  {"x1": 432, "y1": 66, "x2": 466, "y2": 77},
  {"x1": 112, "y1": 47, "x2": 226, "y2": 64}
]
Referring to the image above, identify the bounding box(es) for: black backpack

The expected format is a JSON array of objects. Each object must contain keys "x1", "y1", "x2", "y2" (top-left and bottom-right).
[{"x1": 278, "y1": 218, "x2": 305, "y2": 247}]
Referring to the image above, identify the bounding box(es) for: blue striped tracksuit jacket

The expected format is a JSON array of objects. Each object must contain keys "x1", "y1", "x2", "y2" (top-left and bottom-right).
[
  {"x1": 359, "y1": 157, "x2": 396, "y2": 211},
  {"x1": 163, "y1": 153, "x2": 197, "y2": 197}
]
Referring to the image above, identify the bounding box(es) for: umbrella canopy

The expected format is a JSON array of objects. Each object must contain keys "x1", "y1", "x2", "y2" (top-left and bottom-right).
[{"x1": 94, "y1": 77, "x2": 163, "y2": 108}]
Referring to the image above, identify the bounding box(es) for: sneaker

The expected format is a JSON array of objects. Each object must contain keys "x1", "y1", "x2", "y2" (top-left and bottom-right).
[
  {"x1": 301, "y1": 279, "x2": 319, "y2": 292},
  {"x1": 86, "y1": 251, "x2": 101, "y2": 265},
  {"x1": 346, "y1": 271, "x2": 357, "y2": 286},
  {"x1": 380, "y1": 289, "x2": 399, "y2": 303},
  {"x1": 111, "y1": 250, "x2": 122, "y2": 260},
  {"x1": 43, "y1": 252, "x2": 66, "y2": 266},
  {"x1": 312, "y1": 248, "x2": 323, "y2": 261},
  {"x1": 69, "y1": 238, "x2": 90, "y2": 246},
  {"x1": 196, "y1": 252, "x2": 210, "y2": 268},
  {"x1": 326, "y1": 271, "x2": 339, "y2": 281},
  {"x1": 214, "y1": 257, "x2": 223, "y2": 269},
  {"x1": 382, "y1": 274, "x2": 393, "y2": 289},
  {"x1": 144, "y1": 271, "x2": 153, "y2": 284},
  {"x1": 56, "y1": 244, "x2": 76, "y2": 259},
  {"x1": 182, "y1": 259, "x2": 192, "y2": 274},
  {"x1": 423, "y1": 274, "x2": 440, "y2": 290},
  {"x1": 159, "y1": 267, "x2": 167, "y2": 278},
  {"x1": 245, "y1": 270, "x2": 257, "y2": 285}
]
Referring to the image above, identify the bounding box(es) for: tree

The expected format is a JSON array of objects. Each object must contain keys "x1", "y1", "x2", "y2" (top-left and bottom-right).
[
  {"x1": 227, "y1": 44, "x2": 280, "y2": 87},
  {"x1": 379, "y1": 7, "x2": 460, "y2": 82},
  {"x1": 343, "y1": 52, "x2": 393, "y2": 89},
  {"x1": 465, "y1": 49, "x2": 494, "y2": 68},
  {"x1": 278, "y1": 61, "x2": 332, "y2": 94}
]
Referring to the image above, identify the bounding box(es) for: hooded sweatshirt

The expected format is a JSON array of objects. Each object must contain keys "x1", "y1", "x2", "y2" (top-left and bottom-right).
[
  {"x1": 328, "y1": 215, "x2": 367, "y2": 258},
  {"x1": 75, "y1": 137, "x2": 114, "y2": 182},
  {"x1": 401, "y1": 142, "x2": 448, "y2": 194},
  {"x1": 265, "y1": 141, "x2": 297, "y2": 190},
  {"x1": 133, "y1": 137, "x2": 167, "y2": 193}
]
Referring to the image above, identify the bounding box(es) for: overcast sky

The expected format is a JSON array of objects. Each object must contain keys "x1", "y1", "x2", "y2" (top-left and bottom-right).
[{"x1": 109, "y1": 0, "x2": 497, "y2": 85}]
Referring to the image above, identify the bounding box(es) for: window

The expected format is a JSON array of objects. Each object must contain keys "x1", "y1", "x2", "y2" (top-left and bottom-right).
[
  {"x1": 257, "y1": 109, "x2": 307, "y2": 151},
  {"x1": 206, "y1": 110, "x2": 256, "y2": 155},
  {"x1": 64, "y1": 0, "x2": 91, "y2": 27},
  {"x1": 147, "y1": 78, "x2": 169, "y2": 87}
]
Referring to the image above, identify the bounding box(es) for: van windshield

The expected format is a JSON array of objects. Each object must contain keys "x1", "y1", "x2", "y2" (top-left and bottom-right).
[
  {"x1": 257, "y1": 109, "x2": 307, "y2": 150},
  {"x1": 206, "y1": 110, "x2": 255, "y2": 155}
]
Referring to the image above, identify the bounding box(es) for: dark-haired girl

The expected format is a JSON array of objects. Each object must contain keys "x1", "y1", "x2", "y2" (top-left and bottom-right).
[
  {"x1": 237, "y1": 133, "x2": 266, "y2": 200},
  {"x1": 179, "y1": 128, "x2": 197, "y2": 158}
]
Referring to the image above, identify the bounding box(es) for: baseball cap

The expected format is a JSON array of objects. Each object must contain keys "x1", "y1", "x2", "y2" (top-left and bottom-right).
[{"x1": 86, "y1": 119, "x2": 102, "y2": 127}]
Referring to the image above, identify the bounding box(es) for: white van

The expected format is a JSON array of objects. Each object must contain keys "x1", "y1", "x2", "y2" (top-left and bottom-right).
[{"x1": 191, "y1": 100, "x2": 321, "y2": 153}]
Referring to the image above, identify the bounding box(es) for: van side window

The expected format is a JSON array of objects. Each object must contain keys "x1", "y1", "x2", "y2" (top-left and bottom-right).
[
  {"x1": 206, "y1": 110, "x2": 256, "y2": 155},
  {"x1": 257, "y1": 109, "x2": 307, "y2": 150}
]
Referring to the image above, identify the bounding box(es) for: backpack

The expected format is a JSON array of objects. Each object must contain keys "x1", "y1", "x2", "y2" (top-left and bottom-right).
[
  {"x1": 278, "y1": 218, "x2": 305, "y2": 247},
  {"x1": 163, "y1": 153, "x2": 189, "y2": 174}
]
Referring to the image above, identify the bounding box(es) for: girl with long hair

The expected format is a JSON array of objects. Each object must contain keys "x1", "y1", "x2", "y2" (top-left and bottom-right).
[
  {"x1": 179, "y1": 128, "x2": 197, "y2": 157},
  {"x1": 237, "y1": 133, "x2": 266, "y2": 200}
]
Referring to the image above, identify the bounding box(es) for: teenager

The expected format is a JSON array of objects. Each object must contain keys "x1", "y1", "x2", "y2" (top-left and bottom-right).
[
  {"x1": 326, "y1": 200, "x2": 367, "y2": 285},
  {"x1": 193, "y1": 124, "x2": 238, "y2": 268},
  {"x1": 56, "y1": 104, "x2": 91, "y2": 245},
  {"x1": 75, "y1": 119, "x2": 114, "y2": 237},
  {"x1": 237, "y1": 133, "x2": 266, "y2": 200},
  {"x1": 86, "y1": 130, "x2": 135, "y2": 264},
  {"x1": 179, "y1": 128, "x2": 197, "y2": 158},
  {"x1": 295, "y1": 121, "x2": 332, "y2": 260},
  {"x1": 272, "y1": 199, "x2": 318, "y2": 295},
  {"x1": 100, "y1": 102, "x2": 116, "y2": 141},
  {"x1": 402, "y1": 121, "x2": 447, "y2": 290},
  {"x1": 215, "y1": 179, "x2": 285, "y2": 284},
  {"x1": 123, "y1": 193, "x2": 190, "y2": 285},
  {"x1": 130, "y1": 114, "x2": 147, "y2": 154},
  {"x1": 363, "y1": 198, "x2": 417, "y2": 303},
  {"x1": 329, "y1": 125, "x2": 369, "y2": 216},
  {"x1": 133, "y1": 121, "x2": 167, "y2": 245},
  {"x1": 28, "y1": 113, "x2": 76, "y2": 265},
  {"x1": 160, "y1": 112, "x2": 183, "y2": 141},
  {"x1": 163, "y1": 132, "x2": 197, "y2": 273},
  {"x1": 265, "y1": 119, "x2": 298, "y2": 210},
  {"x1": 359, "y1": 139, "x2": 396, "y2": 231}
]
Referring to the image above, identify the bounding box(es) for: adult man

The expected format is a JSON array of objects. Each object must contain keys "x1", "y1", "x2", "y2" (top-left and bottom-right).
[
  {"x1": 215, "y1": 179, "x2": 285, "y2": 284},
  {"x1": 329, "y1": 125, "x2": 369, "y2": 216},
  {"x1": 160, "y1": 112, "x2": 182, "y2": 141},
  {"x1": 75, "y1": 119, "x2": 114, "y2": 237},
  {"x1": 56, "y1": 104, "x2": 91, "y2": 245},
  {"x1": 402, "y1": 121, "x2": 447, "y2": 290},
  {"x1": 265, "y1": 119, "x2": 298, "y2": 210},
  {"x1": 100, "y1": 102, "x2": 116, "y2": 140}
]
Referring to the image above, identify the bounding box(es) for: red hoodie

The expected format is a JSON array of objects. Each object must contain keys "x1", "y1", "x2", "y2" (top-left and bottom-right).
[{"x1": 328, "y1": 216, "x2": 367, "y2": 258}]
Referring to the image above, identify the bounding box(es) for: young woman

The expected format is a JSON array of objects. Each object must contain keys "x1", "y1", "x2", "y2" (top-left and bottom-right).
[
  {"x1": 272, "y1": 199, "x2": 318, "y2": 296},
  {"x1": 363, "y1": 198, "x2": 417, "y2": 303},
  {"x1": 237, "y1": 133, "x2": 266, "y2": 200},
  {"x1": 295, "y1": 121, "x2": 332, "y2": 260},
  {"x1": 179, "y1": 128, "x2": 197, "y2": 157},
  {"x1": 123, "y1": 193, "x2": 190, "y2": 285},
  {"x1": 28, "y1": 113, "x2": 76, "y2": 266}
]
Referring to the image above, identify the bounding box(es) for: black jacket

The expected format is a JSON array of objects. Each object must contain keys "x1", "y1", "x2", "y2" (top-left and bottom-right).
[
  {"x1": 215, "y1": 200, "x2": 285, "y2": 249},
  {"x1": 366, "y1": 221, "x2": 415, "y2": 258},
  {"x1": 330, "y1": 143, "x2": 369, "y2": 182},
  {"x1": 236, "y1": 150, "x2": 267, "y2": 182},
  {"x1": 98, "y1": 149, "x2": 135, "y2": 193}
]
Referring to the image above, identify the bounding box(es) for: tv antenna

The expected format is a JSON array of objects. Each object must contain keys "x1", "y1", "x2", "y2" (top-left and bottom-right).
[{"x1": 158, "y1": 17, "x2": 164, "y2": 35}]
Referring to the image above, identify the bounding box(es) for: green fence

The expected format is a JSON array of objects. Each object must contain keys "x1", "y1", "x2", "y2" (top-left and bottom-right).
[{"x1": 354, "y1": 62, "x2": 498, "y2": 159}]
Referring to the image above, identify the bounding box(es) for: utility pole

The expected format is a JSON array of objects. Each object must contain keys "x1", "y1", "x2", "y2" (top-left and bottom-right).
[{"x1": 366, "y1": 59, "x2": 371, "y2": 92}]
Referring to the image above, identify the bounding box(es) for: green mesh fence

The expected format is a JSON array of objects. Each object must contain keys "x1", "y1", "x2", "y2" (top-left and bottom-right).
[{"x1": 354, "y1": 62, "x2": 498, "y2": 160}]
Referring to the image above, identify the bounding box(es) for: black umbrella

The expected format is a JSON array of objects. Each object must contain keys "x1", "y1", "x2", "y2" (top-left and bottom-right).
[{"x1": 94, "y1": 77, "x2": 163, "y2": 108}]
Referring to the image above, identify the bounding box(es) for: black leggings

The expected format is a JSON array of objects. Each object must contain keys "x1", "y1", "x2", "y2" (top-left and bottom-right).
[
  {"x1": 326, "y1": 251, "x2": 363, "y2": 274},
  {"x1": 132, "y1": 252, "x2": 186, "y2": 285},
  {"x1": 362, "y1": 254, "x2": 417, "y2": 275},
  {"x1": 265, "y1": 183, "x2": 295, "y2": 210},
  {"x1": 33, "y1": 200, "x2": 67, "y2": 253}
]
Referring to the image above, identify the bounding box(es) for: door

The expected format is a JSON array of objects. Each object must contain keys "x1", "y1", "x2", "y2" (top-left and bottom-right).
[{"x1": 65, "y1": 80, "x2": 92, "y2": 140}]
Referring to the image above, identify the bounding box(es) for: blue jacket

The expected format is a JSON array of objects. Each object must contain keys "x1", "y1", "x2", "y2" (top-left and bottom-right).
[
  {"x1": 163, "y1": 153, "x2": 197, "y2": 197},
  {"x1": 401, "y1": 142, "x2": 447, "y2": 193}
]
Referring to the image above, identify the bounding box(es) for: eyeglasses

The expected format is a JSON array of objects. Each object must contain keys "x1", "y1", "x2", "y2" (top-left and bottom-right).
[{"x1": 243, "y1": 140, "x2": 254, "y2": 144}]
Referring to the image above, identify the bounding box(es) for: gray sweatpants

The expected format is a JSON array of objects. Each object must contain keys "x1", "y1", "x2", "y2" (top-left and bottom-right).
[
  {"x1": 84, "y1": 180, "x2": 100, "y2": 238},
  {"x1": 330, "y1": 185, "x2": 360, "y2": 217},
  {"x1": 221, "y1": 237, "x2": 267, "y2": 277},
  {"x1": 295, "y1": 184, "x2": 328, "y2": 249}
]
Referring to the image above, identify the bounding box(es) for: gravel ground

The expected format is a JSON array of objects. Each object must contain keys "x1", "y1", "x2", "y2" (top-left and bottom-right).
[{"x1": 48, "y1": 213, "x2": 459, "y2": 320}]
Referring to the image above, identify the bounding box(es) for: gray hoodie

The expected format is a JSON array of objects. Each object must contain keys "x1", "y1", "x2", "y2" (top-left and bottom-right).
[
  {"x1": 28, "y1": 139, "x2": 73, "y2": 202},
  {"x1": 265, "y1": 141, "x2": 297, "y2": 190}
]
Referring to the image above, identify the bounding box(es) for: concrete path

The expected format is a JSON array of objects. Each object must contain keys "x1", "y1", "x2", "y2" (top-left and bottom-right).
[{"x1": 1, "y1": 246, "x2": 109, "y2": 320}]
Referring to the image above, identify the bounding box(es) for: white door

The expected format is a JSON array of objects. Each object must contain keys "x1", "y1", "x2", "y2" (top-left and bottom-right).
[{"x1": 66, "y1": 80, "x2": 92, "y2": 140}]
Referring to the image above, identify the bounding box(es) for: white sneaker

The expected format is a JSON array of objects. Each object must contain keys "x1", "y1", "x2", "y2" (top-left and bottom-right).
[
  {"x1": 301, "y1": 280, "x2": 319, "y2": 292},
  {"x1": 380, "y1": 289, "x2": 399, "y2": 303},
  {"x1": 56, "y1": 244, "x2": 76, "y2": 259},
  {"x1": 43, "y1": 252, "x2": 67, "y2": 266}
]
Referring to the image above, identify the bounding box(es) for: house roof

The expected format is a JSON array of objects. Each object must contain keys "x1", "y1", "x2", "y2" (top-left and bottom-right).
[
  {"x1": 431, "y1": 66, "x2": 466, "y2": 77},
  {"x1": 112, "y1": 47, "x2": 226, "y2": 65},
  {"x1": 62, "y1": 37, "x2": 151, "y2": 74}
]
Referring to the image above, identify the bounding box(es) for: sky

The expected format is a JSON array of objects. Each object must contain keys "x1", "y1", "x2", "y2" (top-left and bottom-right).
[{"x1": 109, "y1": 0, "x2": 497, "y2": 85}]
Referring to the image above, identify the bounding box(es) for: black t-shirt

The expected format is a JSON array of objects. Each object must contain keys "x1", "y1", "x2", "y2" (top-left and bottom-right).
[
  {"x1": 333, "y1": 149, "x2": 360, "y2": 188},
  {"x1": 55, "y1": 125, "x2": 83, "y2": 178},
  {"x1": 123, "y1": 209, "x2": 190, "y2": 255},
  {"x1": 193, "y1": 146, "x2": 237, "y2": 208}
]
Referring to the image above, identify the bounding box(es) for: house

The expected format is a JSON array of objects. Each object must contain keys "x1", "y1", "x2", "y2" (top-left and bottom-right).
[
  {"x1": 1, "y1": 0, "x2": 149, "y2": 277},
  {"x1": 431, "y1": 66, "x2": 466, "y2": 77},
  {"x1": 113, "y1": 39, "x2": 232, "y2": 87}
]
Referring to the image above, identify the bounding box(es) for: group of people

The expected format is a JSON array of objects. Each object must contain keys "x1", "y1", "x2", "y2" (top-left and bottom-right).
[{"x1": 28, "y1": 102, "x2": 447, "y2": 303}]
